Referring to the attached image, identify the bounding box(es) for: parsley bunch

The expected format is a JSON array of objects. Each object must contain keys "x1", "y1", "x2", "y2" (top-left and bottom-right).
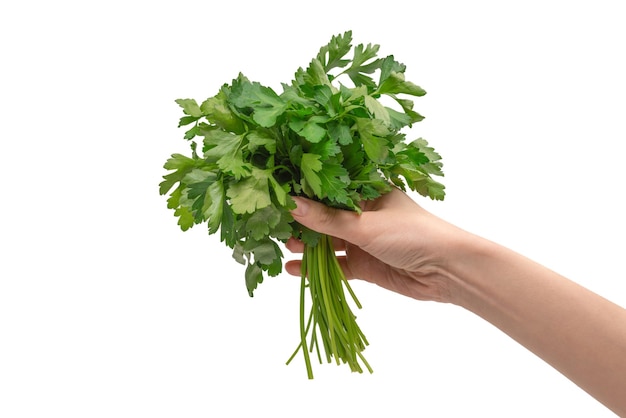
[{"x1": 159, "y1": 31, "x2": 445, "y2": 378}]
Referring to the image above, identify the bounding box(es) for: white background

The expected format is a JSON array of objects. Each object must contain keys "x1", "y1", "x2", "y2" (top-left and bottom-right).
[{"x1": 1, "y1": 1, "x2": 625, "y2": 417}]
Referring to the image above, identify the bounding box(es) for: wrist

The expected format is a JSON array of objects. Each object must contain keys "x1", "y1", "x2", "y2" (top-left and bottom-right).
[{"x1": 437, "y1": 229, "x2": 505, "y2": 310}]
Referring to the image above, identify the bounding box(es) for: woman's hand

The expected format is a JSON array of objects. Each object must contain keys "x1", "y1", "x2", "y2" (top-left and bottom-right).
[{"x1": 285, "y1": 187, "x2": 467, "y2": 303}]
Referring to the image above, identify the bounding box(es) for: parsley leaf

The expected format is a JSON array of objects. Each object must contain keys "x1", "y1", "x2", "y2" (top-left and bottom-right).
[{"x1": 226, "y1": 168, "x2": 272, "y2": 214}]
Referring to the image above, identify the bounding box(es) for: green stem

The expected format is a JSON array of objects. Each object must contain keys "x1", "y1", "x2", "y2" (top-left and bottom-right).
[
  {"x1": 299, "y1": 246, "x2": 314, "y2": 379},
  {"x1": 288, "y1": 233, "x2": 372, "y2": 377},
  {"x1": 317, "y1": 236, "x2": 340, "y2": 364}
]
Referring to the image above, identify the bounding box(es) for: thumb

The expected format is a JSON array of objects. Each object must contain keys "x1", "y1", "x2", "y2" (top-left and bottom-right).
[{"x1": 290, "y1": 197, "x2": 364, "y2": 244}]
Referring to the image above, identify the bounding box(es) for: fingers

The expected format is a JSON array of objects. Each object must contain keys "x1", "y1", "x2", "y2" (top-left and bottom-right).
[
  {"x1": 284, "y1": 236, "x2": 346, "y2": 277},
  {"x1": 284, "y1": 235, "x2": 349, "y2": 278},
  {"x1": 290, "y1": 197, "x2": 367, "y2": 247},
  {"x1": 284, "y1": 259, "x2": 302, "y2": 276},
  {"x1": 289, "y1": 188, "x2": 417, "y2": 248},
  {"x1": 285, "y1": 237, "x2": 305, "y2": 253}
]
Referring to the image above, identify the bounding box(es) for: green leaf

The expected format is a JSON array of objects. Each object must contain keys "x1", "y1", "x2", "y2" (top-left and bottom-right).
[
  {"x1": 390, "y1": 163, "x2": 445, "y2": 200},
  {"x1": 386, "y1": 106, "x2": 414, "y2": 130},
  {"x1": 317, "y1": 161, "x2": 352, "y2": 206},
  {"x1": 300, "y1": 153, "x2": 323, "y2": 197},
  {"x1": 178, "y1": 115, "x2": 200, "y2": 127},
  {"x1": 219, "y1": 200, "x2": 237, "y2": 248},
  {"x1": 355, "y1": 118, "x2": 391, "y2": 163},
  {"x1": 300, "y1": 120, "x2": 327, "y2": 143},
  {"x1": 226, "y1": 168, "x2": 272, "y2": 214},
  {"x1": 294, "y1": 222, "x2": 321, "y2": 247},
  {"x1": 345, "y1": 42, "x2": 381, "y2": 87},
  {"x1": 159, "y1": 154, "x2": 198, "y2": 195},
  {"x1": 270, "y1": 211, "x2": 294, "y2": 241},
  {"x1": 252, "y1": 240, "x2": 278, "y2": 265},
  {"x1": 247, "y1": 130, "x2": 276, "y2": 154},
  {"x1": 183, "y1": 125, "x2": 200, "y2": 140},
  {"x1": 377, "y1": 72, "x2": 427, "y2": 97},
  {"x1": 342, "y1": 84, "x2": 367, "y2": 104},
  {"x1": 184, "y1": 169, "x2": 218, "y2": 224},
  {"x1": 163, "y1": 153, "x2": 196, "y2": 171},
  {"x1": 289, "y1": 116, "x2": 329, "y2": 143},
  {"x1": 397, "y1": 144, "x2": 429, "y2": 166},
  {"x1": 230, "y1": 75, "x2": 288, "y2": 127},
  {"x1": 246, "y1": 205, "x2": 282, "y2": 241},
  {"x1": 317, "y1": 30, "x2": 352, "y2": 71},
  {"x1": 166, "y1": 186, "x2": 183, "y2": 210},
  {"x1": 312, "y1": 85, "x2": 336, "y2": 115},
  {"x1": 379, "y1": 55, "x2": 406, "y2": 86},
  {"x1": 265, "y1": 244, "x2": 284, "y2": 276},
  {"x1": 174, "y1": 206, "x2": 195, "y2": 231},
  {"x1": 205, "y1": 179, "x2": 225, "y2": 234},
  {"x1": 244, "y1": 238, "x2": 283, "y2": 272},
  {"x1": 268, "y1": 175, "x2": 290, "y2": 207},
  {"x1": 310, "y1": 136, "x2": 341, "y2": 159},
  {"x1": 305, "y1": 58, "x2": 332, "y2": 87},
  {"x1": 203, "y1": 130, "x2": 242, "y2": 159},
  {"x1": 232, "y1": 243, "x2": 246, "y2": 265},
  {"x1": 175, "y1": 98, "x2": 203, "y2": 117},
  {"x1": 410, "y1": 176, "x2": 446, "y2": 201},
  {"x1": 245, "y1": 262, "x2": 263, "y2": 297},
  {"x1": 364, "y1": 95, "x2": 390, "y2": 125},
  {"x1": 393, "y1": 97, "x2": 425, "y2": 124},
  {"x1": 328, "y1": 121, "x2": 353, "y2": 146},
  {"x1": 410, "y1": 138, "x2": 443, "y2": 163},
  {"x1": 160, "y1": 171, "x2": 185, "y2": 197},
  {"x1": 200, "y1": 90, "x2": 245, "y2": 133},
  {"x1": 203, "y1": 129, "x2": 251, "y2": 179},
  {"x1": 171, "y1": 188, "x2": 197, "y2": 231},
  {"x1": 351, "y1": 43, "x2": 380, "y2": 70},
  {"x1": 405, "y1": 138, "x2": 445, "y2": 176}
]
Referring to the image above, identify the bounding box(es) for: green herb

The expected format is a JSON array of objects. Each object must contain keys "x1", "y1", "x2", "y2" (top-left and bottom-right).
[{"x1": 159, "y1": 30, "x2": 445, "y2": 378}]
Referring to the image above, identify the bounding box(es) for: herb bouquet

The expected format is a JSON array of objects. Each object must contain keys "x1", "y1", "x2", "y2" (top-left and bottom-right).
[{"x1": 159, "y1": 31, "x2": 445, "y2": 378}]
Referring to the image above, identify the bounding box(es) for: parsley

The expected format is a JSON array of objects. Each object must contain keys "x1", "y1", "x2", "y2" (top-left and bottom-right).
[{"x1": 159, "y1": 31, "x2": 445, "y2": 378}]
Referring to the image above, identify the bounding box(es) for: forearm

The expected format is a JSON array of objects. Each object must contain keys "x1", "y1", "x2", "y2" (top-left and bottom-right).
[{"x1": 446, "y1": 234, "x2": 626, "y2": 416}]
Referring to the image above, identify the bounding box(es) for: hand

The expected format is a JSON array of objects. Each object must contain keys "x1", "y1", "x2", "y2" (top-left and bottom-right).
[{"x1": 285, "y1": 187, "x2": 464, "y2": 303}]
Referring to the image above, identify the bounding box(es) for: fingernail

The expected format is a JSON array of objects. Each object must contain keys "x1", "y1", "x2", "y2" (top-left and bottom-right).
[{"x1": 291, "y1": 197, "x2": 309, "y2": 217}]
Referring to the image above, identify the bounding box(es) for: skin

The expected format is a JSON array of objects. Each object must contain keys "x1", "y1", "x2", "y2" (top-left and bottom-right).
[{"x1": 284, "y1": 188, "x2": 626, "y2": 416}]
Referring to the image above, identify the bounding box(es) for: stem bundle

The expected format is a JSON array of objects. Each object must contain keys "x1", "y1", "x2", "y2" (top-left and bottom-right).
[{"x1": 287, "y1": 234, "x2": 372, "y2": 378}]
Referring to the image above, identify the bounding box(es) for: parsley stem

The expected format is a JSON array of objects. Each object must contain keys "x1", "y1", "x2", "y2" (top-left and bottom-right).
[
  {"x1": 288, "y1": 233, "x2": 372, "y2": 378},
  {"x1": 299, "y1": 246, "x2": 314, "y2": 379},
  {"x1": 271, "y1": 164, "x2": 295, "y2": 175}
]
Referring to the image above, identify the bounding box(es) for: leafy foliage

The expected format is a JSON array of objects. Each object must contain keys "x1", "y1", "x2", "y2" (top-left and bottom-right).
[{"x1": 159, "y1": 30, "x2": 445, "y2": 297}]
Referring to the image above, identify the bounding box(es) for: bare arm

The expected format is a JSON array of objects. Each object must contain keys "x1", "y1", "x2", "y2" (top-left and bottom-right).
[
  {"x1": 446, "y1": 235, "x2": 626, "y2": 416},
  {"x1": 286, "y1": 189, "x2": 626, "y2": 416}
]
